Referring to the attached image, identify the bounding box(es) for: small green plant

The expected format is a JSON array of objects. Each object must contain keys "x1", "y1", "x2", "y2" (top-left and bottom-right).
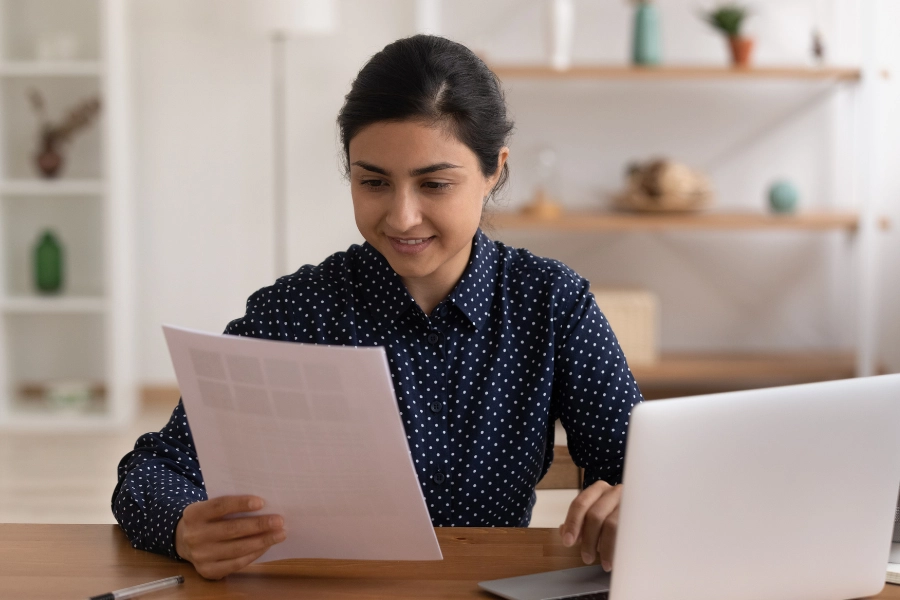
[{"x1": 701, "y1": 3, "x2": 749, "y2": 38}]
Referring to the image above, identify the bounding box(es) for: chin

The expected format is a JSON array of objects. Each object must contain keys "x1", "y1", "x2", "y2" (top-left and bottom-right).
[{"x1": 384, "y1": 258, "x2": 437, "y2": 281}]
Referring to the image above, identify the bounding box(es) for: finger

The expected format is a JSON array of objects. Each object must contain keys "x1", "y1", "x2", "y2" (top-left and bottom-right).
[
  {"x1": 201, "y1": 495, "x2": 266, "y2": 520},
  {"x1": 200, "y1": 543, "x2": 273, "y2": 580},
  {"x1": 196, "y1": 528, "x2": 287, "y2": 564},
  {"x1": 207, "y1": 514, "x2": 284, "y2": 543},
  {"x1": 580, "y1": 486, "x2": 621, "y2": 565},
  {"x1": 560, "y1": 481, "x2": 611, "y2": 547},
  {"x1": 597, "y1": 506, "x2": 619, "y2": 572}
]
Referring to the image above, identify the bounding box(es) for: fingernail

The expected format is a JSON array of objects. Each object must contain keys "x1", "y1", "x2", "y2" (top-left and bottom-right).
[
  {"x1": 581, "y1": 551, "x2": 594, "y2": 565},
  {"x1": 249, "y1": 498, "x2": 263, "y2": 511},
  {"x1": 602, "y1": 560, "x2": 611, "y2": 572},
  {"x1": 275, "y1": 530, "x2": 287, "y2": 543},
  {"x1": 563, "y1": 532, "x2": 575, "y2": 547},
  {"x1": 269, "y1": 516, "x2": 283, "y2": 528}
]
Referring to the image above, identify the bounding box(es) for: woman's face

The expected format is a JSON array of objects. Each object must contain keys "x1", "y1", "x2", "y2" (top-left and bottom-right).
[{"x1": 349, "y1": 120, "x2": 508, "y2": 296}]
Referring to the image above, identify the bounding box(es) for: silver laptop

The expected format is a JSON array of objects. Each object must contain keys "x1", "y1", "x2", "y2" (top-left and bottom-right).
[{"x1": 480, "y1": 374, "x2": 900, "y2": 600}]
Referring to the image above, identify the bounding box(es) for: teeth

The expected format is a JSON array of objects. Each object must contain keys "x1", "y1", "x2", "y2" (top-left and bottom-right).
[{"x1": 397, "y1": 238, "x2": 428, "y2": 245}]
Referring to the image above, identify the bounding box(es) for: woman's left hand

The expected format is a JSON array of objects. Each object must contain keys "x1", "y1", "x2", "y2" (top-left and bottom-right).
[{"x1": 559, "y1": 480, "x2": 622, "y2": 571}]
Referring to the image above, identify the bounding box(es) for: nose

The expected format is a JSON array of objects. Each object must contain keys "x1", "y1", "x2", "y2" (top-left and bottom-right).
[{"x1": 385, "y1": 185, "x2": 423, "y2": 233}]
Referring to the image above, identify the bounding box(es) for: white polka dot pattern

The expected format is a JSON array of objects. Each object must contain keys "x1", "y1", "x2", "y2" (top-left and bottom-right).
[{"x1": 112, "y1": 229, "x2": 643, "y2": 558}]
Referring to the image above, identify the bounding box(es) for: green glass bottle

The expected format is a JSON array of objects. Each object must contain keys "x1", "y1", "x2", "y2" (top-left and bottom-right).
[{"x1": 34, "y1": 229, "x2": 63, "y2": 294}]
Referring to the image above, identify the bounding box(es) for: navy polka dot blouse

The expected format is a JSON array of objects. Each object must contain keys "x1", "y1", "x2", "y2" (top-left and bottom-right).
[{"x1": 112, "y1": 229, "x2": 643, "y2": 558}]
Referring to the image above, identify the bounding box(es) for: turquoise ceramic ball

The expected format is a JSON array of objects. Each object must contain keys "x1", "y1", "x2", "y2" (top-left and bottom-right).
[{"x1": 768, "y1": 180, "x2": 799, "y2": 213}]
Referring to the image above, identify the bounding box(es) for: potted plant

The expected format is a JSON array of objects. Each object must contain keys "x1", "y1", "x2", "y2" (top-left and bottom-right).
[{"x1": 701, "y1": 3, "x2": 753, "y2": 67}]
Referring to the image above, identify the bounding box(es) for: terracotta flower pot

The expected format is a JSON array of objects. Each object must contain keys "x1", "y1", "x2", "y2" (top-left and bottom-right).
[{"x1": 728, "y1": 36, "x2": 754, "y2": 67}]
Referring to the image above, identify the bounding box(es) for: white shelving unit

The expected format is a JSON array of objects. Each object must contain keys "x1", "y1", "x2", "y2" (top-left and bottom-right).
[
  {"x1": 1, "y1": 296, "x2": 108, "y2": 313},
  {"x1": 0, "y1": 60, "x2": 103, "y2": 77},
  {"x1": 483, "y1": 10, "x2": 885, "y2": 392},
  {"x1": 0, "y1": 179, "x2": 106, "y2": 195},
  {"x1": 0, "y1": 0, "x2": 134, "y2": 431}
]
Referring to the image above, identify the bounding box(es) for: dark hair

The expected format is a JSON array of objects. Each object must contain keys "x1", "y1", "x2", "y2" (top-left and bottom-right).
[{"x1": 337, "y1": 35, "x2": 514, "y2": 202}]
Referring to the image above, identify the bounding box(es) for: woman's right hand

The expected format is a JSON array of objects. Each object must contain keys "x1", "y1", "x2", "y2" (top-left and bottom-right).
[{"x1": 175, "y1": 495, "x2": 286, "y2": 580}]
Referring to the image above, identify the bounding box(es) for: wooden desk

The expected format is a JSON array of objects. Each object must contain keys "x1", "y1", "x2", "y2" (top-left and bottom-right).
[{"x1": 1, "y1": 524, "x2": 898, "y2": 599}]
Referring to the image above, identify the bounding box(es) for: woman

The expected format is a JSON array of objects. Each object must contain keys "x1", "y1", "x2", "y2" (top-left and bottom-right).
[{"x1": 113, "y1": 34, "x2": 642, "y2": 580}]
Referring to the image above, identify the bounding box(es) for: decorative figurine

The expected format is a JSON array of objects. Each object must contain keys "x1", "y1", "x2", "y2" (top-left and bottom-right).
[
  {"x1": 812, "y1": 29, "x2": 825, "y2": 65},
  {"x1": 521, "y1": 188, "x2": 563, "y2": 220},
  {"x1": 615, "y1": 158, "x2": 714, "y2": 212},
  {"x1": 27, "y1": 88, "x2": 101, "y2": 178},
  {"x1": 521, "y1": 147, "x2": 563, "y2": 219}
]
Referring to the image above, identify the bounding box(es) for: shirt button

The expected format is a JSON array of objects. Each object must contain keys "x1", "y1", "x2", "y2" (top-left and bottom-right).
[
  {"x1": 435, "y1": 305, "x2": 448, "y2": 318},
  {"x1": 432, "y1": 472, "x2": 446, "y2": 485},
  {"x1": 426, "y1": 332, "x2": 442, "y2": 345},
  {"x1": 430, "y1": 400, "x2": 443, "y2": 413}
]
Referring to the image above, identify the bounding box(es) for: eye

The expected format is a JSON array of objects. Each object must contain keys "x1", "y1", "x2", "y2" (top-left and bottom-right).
[
  {"x1": 360, "y1": 179, "x2": 388, "y2": 188},
  {"x1": 422, "y1": 181, "x2": 451, "y2": 190}
]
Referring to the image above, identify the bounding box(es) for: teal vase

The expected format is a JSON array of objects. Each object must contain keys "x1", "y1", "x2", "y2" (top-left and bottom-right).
[
  {"x1": 34, "y1": 230, "x2": 63, "y2": 294},
  {"x1": 632, "y1": 2, "x2": 661, "y2": 66},
  {"x1": 768, "y1": 181, "x2": 799, "y2": 214}
]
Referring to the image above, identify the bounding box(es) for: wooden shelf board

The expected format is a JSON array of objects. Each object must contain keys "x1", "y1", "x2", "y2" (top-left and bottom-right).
[
  {"x1": 3, "y1": 408, "x2": 114, "y2": 432},
  {"x1": 488, "y1": 210, "x2": 890, "y2": 233},
  {"x1": 18, "y1": 381, "x2": 107, "y2": 398},
  {"x1": 0, "y1": 179, "x2": 105, "y2": 196},
  {"x1": 2, "y1": 387, "x2": 110, "y2": 431},
  {"x1": 490, "y1": 64, "x2": 861, "y2": 82},
  {"x1": 0, "y1": 61, "x2": 103, "y2": 77},
  {"x1": 630, "y1": 352, "x2": 857, "y2": 391},
  {"x1": 1, "y1": 296, "x2": 107, "y2": 314}
]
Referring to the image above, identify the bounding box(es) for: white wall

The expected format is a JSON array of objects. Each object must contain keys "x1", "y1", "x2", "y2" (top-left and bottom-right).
[
  {"x1": 132, "y1": 1, "x2": 271, "y2": 383},
  {"x1": 132, "y1": 0, "x2": 412, "y2": 383},
  {"x1": 131, "y1": 0, "x2": 899, "y2": 385}
]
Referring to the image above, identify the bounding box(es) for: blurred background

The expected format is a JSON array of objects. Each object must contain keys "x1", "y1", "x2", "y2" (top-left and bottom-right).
[{"x1": 0, "y1": 0, "x2": 897, "y2": 526}]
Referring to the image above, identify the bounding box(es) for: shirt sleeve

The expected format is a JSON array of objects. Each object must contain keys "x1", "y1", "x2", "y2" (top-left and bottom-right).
[
  {"x1": 111, "y1": 400, "x2": 207, "y2": 558},
  {"x1": 111, "y1": 285, "x2": 285, "y2": 557},
  {"x1": 551, "y1": 278, "x2": 643, "y2": 488}
]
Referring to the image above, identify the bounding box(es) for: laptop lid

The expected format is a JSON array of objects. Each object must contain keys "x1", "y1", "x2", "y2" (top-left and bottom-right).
[{"x1": 611, "y1": 374, "x2": 900, "y2": 600}]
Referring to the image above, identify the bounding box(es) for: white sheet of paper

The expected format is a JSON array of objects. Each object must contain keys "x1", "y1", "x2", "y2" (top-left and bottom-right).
[{"x1": 162, "y1": 325, "x2": 443, "y2": 562}]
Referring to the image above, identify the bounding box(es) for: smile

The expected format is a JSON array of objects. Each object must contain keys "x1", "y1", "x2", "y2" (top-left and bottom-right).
[{"x1": 388, "y1": 236, "x2": 435, "y2": 255}]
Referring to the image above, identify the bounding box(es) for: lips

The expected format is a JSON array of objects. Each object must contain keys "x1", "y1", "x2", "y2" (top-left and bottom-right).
[{"x1": 387, "y1": 235, "x2": 435, "y2": 255}]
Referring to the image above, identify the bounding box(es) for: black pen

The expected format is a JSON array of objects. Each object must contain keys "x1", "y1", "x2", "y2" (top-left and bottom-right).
[{"x1": 88, "y1": 575, "x2": 184, "y2": 600}]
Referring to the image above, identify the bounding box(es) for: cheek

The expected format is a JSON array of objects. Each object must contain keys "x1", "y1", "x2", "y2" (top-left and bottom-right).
[
  {"x1": 351, "y1": 194, "x2": 378, "y2": 233},
  {"x1": 464, "y1": 185, "x2": 489, "y2": 218},
  {"x1": 351, "y1": 190, "x2": 375, "y2": 214},
  {"x1": 434, "y1": 191, "x2": 484, "y2": 234}
]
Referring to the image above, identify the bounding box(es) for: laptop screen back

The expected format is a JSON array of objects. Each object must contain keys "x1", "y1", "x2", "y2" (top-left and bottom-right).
[{"x1": 611, "y1": 374, "x2": 900, "y2": 600}]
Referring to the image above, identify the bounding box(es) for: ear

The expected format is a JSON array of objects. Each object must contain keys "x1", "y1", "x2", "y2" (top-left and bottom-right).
[{"x1": 487, "y1": 147, "x2": 510, "y2": 190}]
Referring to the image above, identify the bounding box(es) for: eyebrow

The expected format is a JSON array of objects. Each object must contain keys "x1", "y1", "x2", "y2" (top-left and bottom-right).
[{"x1": 351, "y1": 161, "x2": 461, "y2": 177}]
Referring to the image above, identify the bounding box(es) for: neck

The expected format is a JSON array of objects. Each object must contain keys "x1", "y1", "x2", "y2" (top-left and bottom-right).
[
  {"x1": 402, "y1": 279, "x2": 450, "y2": 316},
  {"x1": 401, "y1": 240, "x2": 473, "y2": 316}
]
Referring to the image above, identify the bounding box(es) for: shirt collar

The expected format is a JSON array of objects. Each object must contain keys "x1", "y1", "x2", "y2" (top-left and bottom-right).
[
  {"x1": 356, "y1": 229, "x2": 499, "y2": 330},
  {"x1": 355, "y1": 242, "x2": 416, "y2": 325},
  {"x1": 446, "y1": 229, "x2": 499, "y2": 330}
]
